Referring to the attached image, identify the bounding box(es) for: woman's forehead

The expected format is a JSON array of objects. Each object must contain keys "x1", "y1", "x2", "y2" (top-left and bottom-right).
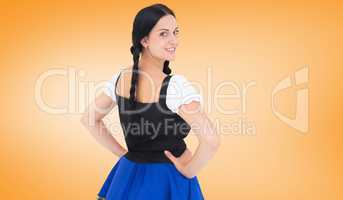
[{"x1": 153, "y1": 15, "x2": 178, "y2": 31}]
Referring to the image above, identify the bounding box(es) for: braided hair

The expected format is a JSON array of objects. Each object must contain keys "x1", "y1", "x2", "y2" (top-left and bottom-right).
[{"x1": 129, "y1": 4, "x2": 174, "y2": 111}]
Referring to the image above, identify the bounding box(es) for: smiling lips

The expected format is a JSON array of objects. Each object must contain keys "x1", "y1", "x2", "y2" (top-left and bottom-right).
[{"x1": 165, "y1": 47, "x2": 176, "y2": 53}]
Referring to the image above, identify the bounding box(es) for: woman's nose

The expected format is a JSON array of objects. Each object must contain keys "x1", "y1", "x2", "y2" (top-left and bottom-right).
[{"x1": 169, "y1": 34, "x2": 178, "y2": 46}]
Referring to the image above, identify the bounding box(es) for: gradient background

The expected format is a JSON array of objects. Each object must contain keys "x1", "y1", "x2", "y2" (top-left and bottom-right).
[{"x1": 1, "y1": 0, "x2": 342, "y2": 199}]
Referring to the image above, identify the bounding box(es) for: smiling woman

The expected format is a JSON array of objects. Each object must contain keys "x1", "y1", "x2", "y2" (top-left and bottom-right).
[{"x1": 80, "y1": 3, "x2": 220, "y2": 200}]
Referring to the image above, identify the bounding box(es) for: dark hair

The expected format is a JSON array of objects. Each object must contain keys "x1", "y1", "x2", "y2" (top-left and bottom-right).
[{"x1": 129, "y1": 3, "x2": 175, "y2": 109}]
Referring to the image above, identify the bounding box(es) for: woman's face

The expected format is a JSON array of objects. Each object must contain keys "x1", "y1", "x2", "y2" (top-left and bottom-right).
[{"x1": 141, "y1": 14, "x2": 179, "y2": 61}]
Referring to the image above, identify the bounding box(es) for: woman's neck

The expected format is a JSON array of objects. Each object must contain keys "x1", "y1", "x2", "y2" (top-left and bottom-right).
[{"x1": 138, "y1": 51, "x2": 165, "y2": 76}]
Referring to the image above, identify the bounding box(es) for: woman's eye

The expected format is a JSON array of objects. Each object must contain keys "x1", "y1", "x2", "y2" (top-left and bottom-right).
[
  {"x1": 160, "y1": 32, "x2": 168, "y2": 37},
  {"x1": 174, "y1": 30, "x2": 180, "y2": 36}
]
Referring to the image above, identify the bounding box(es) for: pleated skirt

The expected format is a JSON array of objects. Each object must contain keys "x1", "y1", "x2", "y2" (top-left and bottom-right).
[{"x1": 97, "y1": 155, "x2": 205, "y2": 200}]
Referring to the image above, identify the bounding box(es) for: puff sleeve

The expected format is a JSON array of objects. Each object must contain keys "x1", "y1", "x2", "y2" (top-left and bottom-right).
[
  {"x1": 166, "y1": 74, "x2": 203, "y2": 113},
  {"x1": 103, "y1": 71, "x2": 121, "y2": 102}
]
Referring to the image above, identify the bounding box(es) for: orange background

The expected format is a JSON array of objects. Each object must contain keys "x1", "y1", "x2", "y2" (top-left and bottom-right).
[{"x1": 1, "y1": 0, "x2": 342, "y2": 199}]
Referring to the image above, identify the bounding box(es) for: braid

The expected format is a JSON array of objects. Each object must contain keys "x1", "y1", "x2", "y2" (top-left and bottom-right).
[
  {"x1": 128, "y1": 46, "x2": 172, "y2": 111},
  {"x1": 129, "y1": 45, "x2": 141, "y2": 109},
  {"x1": 163, "y1": 60, "x2": 172, "y2": 75}
]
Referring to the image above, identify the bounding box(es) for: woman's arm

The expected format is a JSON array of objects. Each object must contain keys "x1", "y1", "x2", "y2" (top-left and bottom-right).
[
  {"x1": 164, "y1": 101, "x2": 220, "y2": 179},
  {"x1": 80, "y1": 92, "x2": 127, "y2": 157}
]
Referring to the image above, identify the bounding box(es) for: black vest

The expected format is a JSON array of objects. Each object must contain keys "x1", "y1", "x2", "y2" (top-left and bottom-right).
[{"x1": 114, "y1": 71, "x2": 191, "y2": 163}]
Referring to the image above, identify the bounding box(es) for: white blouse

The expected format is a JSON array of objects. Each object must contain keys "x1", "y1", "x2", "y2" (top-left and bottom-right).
[{"x1": 103, "y1": 71, "x2": 203, "y2": 113}]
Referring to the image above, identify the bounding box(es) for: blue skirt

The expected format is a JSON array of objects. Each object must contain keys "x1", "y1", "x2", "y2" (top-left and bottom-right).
[{"x1": 97, "y1": 155, "x2": 205, "y2": 200}]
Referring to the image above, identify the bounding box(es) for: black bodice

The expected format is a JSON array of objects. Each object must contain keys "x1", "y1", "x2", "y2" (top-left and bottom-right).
[{"x1": 114, "y1": 71, "x2": 191, "y2": 163}]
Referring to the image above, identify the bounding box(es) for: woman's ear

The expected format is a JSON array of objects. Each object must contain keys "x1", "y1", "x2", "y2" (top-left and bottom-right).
[{"x1": 140, "y1": 36, "x2": 149, "y2": 48}]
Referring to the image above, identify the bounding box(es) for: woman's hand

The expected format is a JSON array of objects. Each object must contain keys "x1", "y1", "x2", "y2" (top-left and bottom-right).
[
  {"x1": 164, "y1": 149, "x2": 195, "y2": 179},
  {"x1": 177, "y1": 148, "x2": 193, "y2": 165},
  {"x1": 119, "y1": 149, "x2": 128, "y2": 157}
]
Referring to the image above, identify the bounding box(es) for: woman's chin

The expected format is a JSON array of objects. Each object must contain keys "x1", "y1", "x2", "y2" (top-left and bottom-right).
[
  {"x1": 157, "y1": 53, "x2": 176, "y2": 62},
  {"x1": 165, "y1": 55, "x2": 176, "y2": 61}
]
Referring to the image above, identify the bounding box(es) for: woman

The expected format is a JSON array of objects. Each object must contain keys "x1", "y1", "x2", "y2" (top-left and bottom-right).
[{"x1": 81, "y1": 3, "x2": 220, "y2": 200}]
